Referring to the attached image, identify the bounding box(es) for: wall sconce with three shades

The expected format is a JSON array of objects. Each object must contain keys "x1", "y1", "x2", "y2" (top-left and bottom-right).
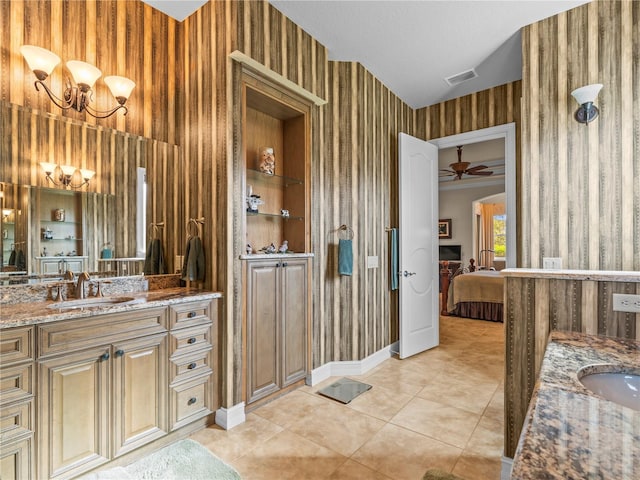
[
  {"x1": 20, "y1": 45, "x2": 136, "y2": 119},
  {"x1": 39, "y1": 163, "x2": 95, "y2": 190}
]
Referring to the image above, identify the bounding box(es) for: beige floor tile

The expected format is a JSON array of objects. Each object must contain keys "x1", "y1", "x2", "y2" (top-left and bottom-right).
[
  {"x1": 452, "y1": 452, "x2": 502, "y2": 480},
  {"x1": 416, "y1": 377, "x2": 498, "y2": 415},
  {"x1": 346, "y1": 382, "x2": 413, "y2": 422},
  {"x1": 360, "y1": 363, "x2": 429, "y2": 396},
  {"x1": 287, "y1": 400, "x2": 386, "y2": 456},
  {"x1": 390, "y1": 397, "x2": 481, "y2": 449},
  {"x1": 231, "y1": 429, "x2": 347, "y2": 480},
  {"x1": 327, "y1": 459, "x2": 393, "y2": 479},
  {"x1": 190, "y1": 413, "x2": 283, "y2": 463},
  {"x1": 351, "y1": 423, "x2": 461, "y2": 480},
  {"x1": 252, "y1": 389, "x2": 328, "y2": 428},
  {"x1": 465, "y1": 423, "x2": 504, "y2": 458}
]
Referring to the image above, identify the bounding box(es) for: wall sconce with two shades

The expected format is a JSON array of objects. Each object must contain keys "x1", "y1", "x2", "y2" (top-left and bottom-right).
[{"x1": 20, "y1": 45, "x2": 136, "y2": 119}]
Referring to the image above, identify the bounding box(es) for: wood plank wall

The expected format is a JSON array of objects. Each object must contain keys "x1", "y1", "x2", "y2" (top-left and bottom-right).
[
  {"x1": 504, "y1": 0, "x2": 640, "y2": 458},
  {"x1": 520, "y1": 0, "x2": 640, "y2": 271},
  {"x1": 314, "y1": 61, "x2": 412, "y2": 365}
]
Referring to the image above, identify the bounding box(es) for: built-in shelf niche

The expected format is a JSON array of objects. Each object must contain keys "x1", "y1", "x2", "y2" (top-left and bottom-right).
[{"x1": 242, "y1": 71, "x2": 311, "y2": 254}]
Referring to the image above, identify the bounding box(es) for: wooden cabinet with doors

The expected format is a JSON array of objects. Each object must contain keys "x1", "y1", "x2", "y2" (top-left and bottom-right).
[
  {"x1": 245, "y1": 257, "x2": 309, "y2": 405},
  {"x1": 36, "y1": 307, "x2": 168, "y2": 479},
  {"x1": 0, "y1": 326, "x2": 35, "y2": 480}
]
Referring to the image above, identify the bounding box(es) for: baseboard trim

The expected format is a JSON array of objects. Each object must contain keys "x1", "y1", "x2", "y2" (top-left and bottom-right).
[
  {"x1": 306, "y1": 342, "x2": 398, "y2": 386},
  {"x1": 501, "y1": 455, "x2": 513, "y2": 480},
  {"x1": 215, "y1": 402, "x2": 246, "y2": 430}
]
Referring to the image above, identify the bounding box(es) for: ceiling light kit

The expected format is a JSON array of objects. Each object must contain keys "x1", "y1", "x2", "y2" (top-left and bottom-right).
[
  {"x1": 571, "y1": 83, "x2": 603, "y2": 125},
  {"x1": 20, "y1": 45, "x2": 136, "y2": 119}
]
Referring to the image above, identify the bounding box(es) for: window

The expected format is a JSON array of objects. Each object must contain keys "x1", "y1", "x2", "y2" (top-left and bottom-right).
[{"x1": 493, "y1": 214, "x2": 506, "y2": 259}]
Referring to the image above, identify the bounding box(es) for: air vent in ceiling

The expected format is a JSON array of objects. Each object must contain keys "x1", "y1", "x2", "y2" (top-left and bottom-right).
[{"x1": 444, "y1": 68, "x2": 478, "y2": 86}]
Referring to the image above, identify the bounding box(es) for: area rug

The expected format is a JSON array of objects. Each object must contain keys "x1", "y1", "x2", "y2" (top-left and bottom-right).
[
  {"x1": 80, "y1": 439, "x2": 241, "y2": 480},
  {"x1": 422, "y1": 468, "x2": 464, "y2": 480}
]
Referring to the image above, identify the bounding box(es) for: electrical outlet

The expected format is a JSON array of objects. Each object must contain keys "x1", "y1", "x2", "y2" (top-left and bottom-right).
[
  {"x1": 542, "y1": 257, "x2": 562, "y2": 269},
  {"x1": 367, "y1": 256, "x2": 379, "y2": 269},
  {"x1": 612, "y1": 294, "x2": 640, "y2": 313}
]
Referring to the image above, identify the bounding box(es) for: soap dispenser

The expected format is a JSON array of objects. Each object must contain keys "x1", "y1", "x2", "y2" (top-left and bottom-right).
[{"x1": 101, "y1": 242, "x2": 113, "y2": 259}]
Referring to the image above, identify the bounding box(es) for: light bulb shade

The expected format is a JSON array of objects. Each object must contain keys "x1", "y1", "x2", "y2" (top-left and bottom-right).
[
  {"x1": 66, "y1": 60, "x2": 102, "y2": 89},
  {"x1": 20, "y1": 45, "x2": 60, "y2": 77},
  {"x1": 39, "y1": 162, "x2": 58, "y2": 174},
  {"x1": 104, "y1": 76, "x2": 136, "y2": 102},
  {"x1": 59, "y1": 165, "x2": 77, "y2": 176},
  {"x1": 80, "y1": 169, "x2": 95, "y2": 180},
  {"x1": 571, "y1": 84, "x2": 603, "y2": 105},
  {"x1": 2, "y1": 209, "x2": 12, "y2": 217}
]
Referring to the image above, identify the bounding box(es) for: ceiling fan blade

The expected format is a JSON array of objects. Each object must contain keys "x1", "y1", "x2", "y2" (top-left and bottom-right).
[
  {"x1": 467, "y1": 170, "x2": 493, "y2": 176},
  {"x1": 439, "y1": 172, "x2": 456, "y2": 177},
  {"x1": 466, "y1": 165, "x2": 489, "y2": 172}
]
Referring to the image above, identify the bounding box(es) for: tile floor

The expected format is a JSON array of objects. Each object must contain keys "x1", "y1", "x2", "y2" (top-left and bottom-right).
[{"x1": 191, "y1": 316, "x2": 505, "y2": 480}]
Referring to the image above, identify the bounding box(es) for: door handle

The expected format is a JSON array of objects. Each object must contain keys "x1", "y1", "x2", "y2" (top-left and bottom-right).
[{"x1": 403, "y1": 271, "x2": 416, "y2": 277}]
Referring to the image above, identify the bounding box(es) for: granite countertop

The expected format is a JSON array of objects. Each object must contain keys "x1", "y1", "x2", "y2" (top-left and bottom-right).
[
  {"x1": 0, "y1": 288, "x2": 223, "y2": 329},
  {"x1": 501, "y1": 268, "x2": 640, "y2": 282},
  {"x1": 239, "y1": 252, "x2": 315, "y2": 260},
  {"x1": 511, "y1": 331, "x2": 640, "y2": 479}
]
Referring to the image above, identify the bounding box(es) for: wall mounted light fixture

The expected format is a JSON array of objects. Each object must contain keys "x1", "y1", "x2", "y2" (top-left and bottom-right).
[
  {"x1": 571, "y1": 83, "x2": 603, "y2": 124},
  {"x1": 20, "y1": 45, "x2": 136, "y2": 119},
  {"x1": 39, "y1": 162, "x2": 95, "y2": 190}
]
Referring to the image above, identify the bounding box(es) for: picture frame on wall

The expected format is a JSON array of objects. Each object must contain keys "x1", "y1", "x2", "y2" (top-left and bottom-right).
[{"x1": 438, "y1": 219, "x2": 452, "y2": 239}]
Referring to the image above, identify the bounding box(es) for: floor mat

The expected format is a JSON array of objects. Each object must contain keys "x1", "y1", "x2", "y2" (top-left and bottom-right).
[{"x1": 317, "y1": 377, "x2": 372, "y2": 404}]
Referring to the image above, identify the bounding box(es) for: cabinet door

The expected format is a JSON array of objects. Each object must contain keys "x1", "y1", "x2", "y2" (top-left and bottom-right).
[
  {"x1": 112, "y1": 333, "x2": 168, "y2": 457},
  {"x1": 281, "y1": 259, "x2": 308, "y2": 386},
  {"x1": 0, "y1": 436, "x2": 33, "y2": 480},
  {"x1": 39, "y1": 347, "x2": 110, "y2": 479},
  {"x1": 246, "y1": 261, "x2": 280, "y2": 404},
  {"x1": 63, "y1": 258, "x2": 85, "y2": 273},
  {"x1": 40, "y1": 259, "x2": 62, "y2": 274}
]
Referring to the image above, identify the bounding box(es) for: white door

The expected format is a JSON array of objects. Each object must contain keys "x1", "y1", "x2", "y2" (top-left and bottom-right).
[{"x1": 398, "y1": 132, "x2": 439, "y2": 359}]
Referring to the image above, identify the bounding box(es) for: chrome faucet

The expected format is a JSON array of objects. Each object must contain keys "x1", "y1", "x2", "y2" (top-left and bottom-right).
[{"x1": 76, "y1": 272, "x2": 91, "y2": 299}]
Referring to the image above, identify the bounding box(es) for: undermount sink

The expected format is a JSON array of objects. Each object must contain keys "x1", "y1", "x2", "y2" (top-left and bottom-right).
[
  {"x1": 47, "y1": 296, "x2": 136, "y2": 310},
  {"x1": 578, "y1": 365, "x2": 640, "y2": 411}
]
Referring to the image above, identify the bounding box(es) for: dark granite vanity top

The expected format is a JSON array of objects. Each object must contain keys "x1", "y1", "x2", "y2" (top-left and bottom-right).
[
  {"x1": 0, "y1": 288, "x2": 222, "y2": 328},
  {"x1": 511, "y1": 331, "x2": 640, "y2": 479}
]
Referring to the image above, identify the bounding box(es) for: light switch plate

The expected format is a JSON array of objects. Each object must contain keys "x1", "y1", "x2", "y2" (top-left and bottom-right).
[
  {"x1": 367, "y1": 256, "x2": 379, "y2": 269},
  {"x1": 612, "y1": 294, "x2": 640, "y2": 313},
  {"x1": 542, "y1": 257, "x2": 562, "y2": 269}
]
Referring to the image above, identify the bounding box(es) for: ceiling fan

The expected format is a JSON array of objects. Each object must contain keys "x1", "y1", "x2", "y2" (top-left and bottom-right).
[{"x1": 440, "y1": 145, "x2": 493, "y2": 180}]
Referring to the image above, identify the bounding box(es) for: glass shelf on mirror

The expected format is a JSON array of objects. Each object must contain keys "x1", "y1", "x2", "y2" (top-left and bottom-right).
[
  {"x1": 40, "y1": 220, "x2": 81, "y2": 224},
  {"x1": 246, "y1": 211, "x2": 304, "y2": 221},
  {"x1": 41, "y1": 238, "x2": 83, "y2": 241},
  {"x1": 246, "y1": 168, "x2": 303, "y2": 186}
]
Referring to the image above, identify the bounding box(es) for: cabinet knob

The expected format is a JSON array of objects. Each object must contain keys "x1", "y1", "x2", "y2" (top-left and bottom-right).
[
  {"x1": 100, "y1": 352, "x2": 110, "y2": 361},
  {"x1": 187, "y1": 311, "x2": 197, "y2": 318},
  {"x1": 188, "y1": 362, "x2": 197, "y2": 370},
  {"x1": 275, "y1": 262, "x2": 281, "y2": 268},
  {"x1": 187, "y1": 337, "x2": 197, "y2": 344},
  {"x1": 282, "y1": 262, "x2": 288, "y2": 267},
  {"x1": 115, "y1": 349, "x2": 125, "y2": 357},
  {"x1": 188, "y1": 397, "x2": 197, "y2": 405}
]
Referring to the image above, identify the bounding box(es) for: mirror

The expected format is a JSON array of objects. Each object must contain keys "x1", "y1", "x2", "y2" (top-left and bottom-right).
[{"x1": 0, "y1": 101, "x2": 183, "y2": 283}]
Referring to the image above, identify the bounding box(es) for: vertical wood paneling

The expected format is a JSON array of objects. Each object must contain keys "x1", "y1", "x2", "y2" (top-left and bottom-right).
[{"x1": 520, "y1": 0, "x2": 639, "y2": 271}]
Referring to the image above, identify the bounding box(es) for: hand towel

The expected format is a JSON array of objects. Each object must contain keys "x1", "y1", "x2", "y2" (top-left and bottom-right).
[
  {"x1": 338, "y1": 239, "x2": 353, "y2": 276},
  {"x1": 16, "y1": 249, "x2": 26, "y2": 271},
  {"x1": 8, "y1": 249, "x2": 16, "y2": 266},
  {"x1": 144, "y1": 238, "x2": 166, "y2": 275},
  {"x1": 390, "y1": 228, "x2": 399, "y2": 291},
  {"x1": 182, "y1": 236, "x2": 205, "y2": 282}
]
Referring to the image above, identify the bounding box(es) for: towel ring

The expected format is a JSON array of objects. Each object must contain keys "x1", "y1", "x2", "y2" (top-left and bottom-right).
[
  {"x1": 186, "y1": 217, "x2": 205, "y2": 238},
  {"x1": 148, "y1": 222, "x2": 164, "y2": 240},
  {"x1": 329, "y1": 224, "x2": 354, "y2": 240}
]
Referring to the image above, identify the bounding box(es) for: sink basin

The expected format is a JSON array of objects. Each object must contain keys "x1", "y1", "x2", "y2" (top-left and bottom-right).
[
  {"x1": 48, "y1": 296, "x2": 136, "y2": 310},
  {"x1": 578, "y1": 365, "x2": 640, "y2": 411}
]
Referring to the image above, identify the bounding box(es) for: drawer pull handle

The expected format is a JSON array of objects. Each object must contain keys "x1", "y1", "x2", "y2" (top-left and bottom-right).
[
  {"x1": 188, "y1": 362, "x2": 197, "y2": 370},
  {"x1": 187, "y1": 311, "x2": 197, "y2": 318},
  {"x1": 100, "y1": 352, "x2": 110, "y2": 361},
  {"x1": 188, "y1": 397, "x2": 197, "y2": 405},
  {"x1": 187, "y1": 337, "x2": 197, "y2": 344},
  {"x1": 115, "y1": 349, "x2": 125, "y2": 357}
]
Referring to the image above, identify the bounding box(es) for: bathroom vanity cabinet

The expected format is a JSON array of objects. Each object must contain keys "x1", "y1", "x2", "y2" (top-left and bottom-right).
[
  {"x1": 0, "y1": 294, "x2": 217, "y2": 480},
  {"x1": 245, "y1": 257, "x2": 309, "y2": 405}
]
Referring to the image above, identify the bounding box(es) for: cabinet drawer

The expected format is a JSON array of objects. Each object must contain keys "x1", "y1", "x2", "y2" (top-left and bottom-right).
[
  {"x1": 0, "y1": 327, "x2": 34, "y2": 365},
  {"x1": 38, "y1": 307, "x2": 167, "y2": 358},
  {"x1": 0, "y1": 364, "x2": 33, "y2": 405},
  {"x1": 170, "y1": 346, "x2": 212, "y2": 385},
  {"x1": 170, "y1": 375, "x2": 212, "y2": 431},
  {"x1": 169, "y1": 300, "x2": 213, "y2": 330},
  {"x1": 0, "y1": 435, "x2": 33, "y2": 480},
  {"x1": 0, "y1": 399, "x2": 33, "y2": 443},
  {"x1": 169, "y1": 323, "x2": 211, "y2": 356}
]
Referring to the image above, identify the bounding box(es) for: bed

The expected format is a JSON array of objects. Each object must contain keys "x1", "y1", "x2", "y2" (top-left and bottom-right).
[{"x1": 446, "y1": 270, "x2": 504, "y2": 322}]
